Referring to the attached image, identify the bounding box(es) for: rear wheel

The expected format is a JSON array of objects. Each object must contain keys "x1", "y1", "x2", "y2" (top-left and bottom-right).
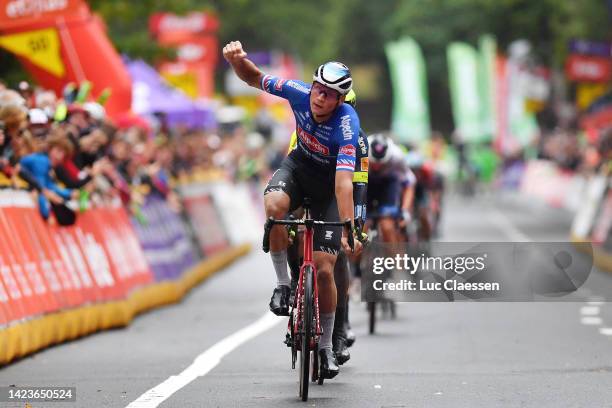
[
  {"x1": 299, "y1": 266, "x2": 314, "y2": 401},
  {"x1": 368, "y1": 301, "x2": 376, "y2": 334}
]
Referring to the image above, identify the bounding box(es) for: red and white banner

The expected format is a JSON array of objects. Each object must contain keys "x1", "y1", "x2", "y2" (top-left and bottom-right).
[
  {"x1": 565, "y1": 54, "x2": 612, "y2": 82},
  {"x1": 0, "y1": 190, "x2": 153, "y2": 325},
  {"x1": 149, "y1": 12, "x2": 219, "y2": 38}
]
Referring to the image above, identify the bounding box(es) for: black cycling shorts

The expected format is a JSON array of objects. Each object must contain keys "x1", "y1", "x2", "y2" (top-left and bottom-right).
[
  {"x1": 264, "y1": 157, "x2": 341, "y2": 255},
  {"x1": 367, "y1": 175, "x2": 402, "y2": 218}
]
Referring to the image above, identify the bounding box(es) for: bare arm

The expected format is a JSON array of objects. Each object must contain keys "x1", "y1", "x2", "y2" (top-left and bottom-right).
[
  {"x1": 222, "y1": 41, "x2": 264, "y2": 88},
  {"x1": 401, "y1": 185, "x2": 414, "y2": 212},
  {"x1": 335, "y1": 170, "x2": 354, "y2": 226},
  {"x1": 337, "y1": 170, "x2": 363, "y2": 254}
]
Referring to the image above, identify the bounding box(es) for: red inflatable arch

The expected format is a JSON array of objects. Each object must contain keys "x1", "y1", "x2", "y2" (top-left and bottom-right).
[{"x1": 0, "y1": 0, "x2": 131, "y2": 117}]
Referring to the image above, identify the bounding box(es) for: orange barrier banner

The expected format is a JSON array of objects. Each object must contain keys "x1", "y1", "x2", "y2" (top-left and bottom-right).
[
  {"x1": 0, "y1": 264, "x2": 13, "y2": 325},
  {"x1": 53, "y1": 226, "x2": 102, "y2": 304},
  {"x1": 97, "y1": 207, "x2": 138, "y2": 292},
  {"x1": 0, "y1": 189, "x2": 159, "y2": 326},
  {"x1": 2, "y1": 202, "x2": 60, "y2": 314},
  {"x1": 0, "y1": 211, "x2": 27, "y2": 323},
  {"x1": 103, "y1": 206, "x2": 153, "y2": 291},
  {"x1": 0, "y1": 196, "x2": 45, "y2": 319},
  {"x1": 26, "y1": 206, "x2": 85, "y2": 308},
  {"x1": 71, "y1": 223, "x2": 121, "y2": 301},
  {"x1": 77, "y1": 209, "x2": 128, "y2": 300}
]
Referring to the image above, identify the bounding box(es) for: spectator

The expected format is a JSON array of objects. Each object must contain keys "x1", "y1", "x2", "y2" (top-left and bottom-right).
[{"x1": 19, "y1": 131, "x2": 76, "y2": 220}]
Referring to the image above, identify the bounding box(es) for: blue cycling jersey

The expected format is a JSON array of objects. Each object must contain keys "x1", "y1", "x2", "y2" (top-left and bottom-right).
[{"x1": 261, "y1": 75, "x2": 360, "y2": 176}]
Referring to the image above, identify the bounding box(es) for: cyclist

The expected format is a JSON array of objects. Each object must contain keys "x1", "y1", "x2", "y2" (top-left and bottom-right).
[
  {"x1": 285, "y1": 89, "x2": 367, "y2": 365},
  {"x1": 223, "y1": 41, "x2": 362, "y2": 379},
  {"x1": 367, "y1": 134, "x2": 416, "y2": 244},
  {"x1": 405, "y1": 149, "x2": 435, "y2": 242}
]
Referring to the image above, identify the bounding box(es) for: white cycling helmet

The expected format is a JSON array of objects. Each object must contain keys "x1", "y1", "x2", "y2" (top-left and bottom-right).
[
  {"x1": 368, "y1": 133, "x2": 392, "y2": 164},
  {"x1": 84, "y1": 102, "x2": 106, "y2": 121},
  {"x1": 313, "y1": 61, "x2": 353, "y2": 95}
]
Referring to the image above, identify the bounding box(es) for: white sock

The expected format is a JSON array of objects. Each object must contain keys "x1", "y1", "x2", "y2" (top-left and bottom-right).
[
  {"x1": 271, "y1": 250, "x2": 290, "y2": 287},
  {"x1": 320, "y1": 312, "x2": 335, "y2": 351}
]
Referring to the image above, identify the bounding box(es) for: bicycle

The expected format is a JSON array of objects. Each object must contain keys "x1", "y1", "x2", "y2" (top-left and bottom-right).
[
  {"x1": 263, "y1": 198, "x2": 354, "y2": 401},
  {"x1": 363, "y1": 212, "x2": 399, "y2": 335}
]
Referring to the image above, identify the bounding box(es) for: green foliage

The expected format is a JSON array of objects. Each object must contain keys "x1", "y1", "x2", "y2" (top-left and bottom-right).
[{"x1": 0, "y1": 0, "x2": 609, "y2": 130}]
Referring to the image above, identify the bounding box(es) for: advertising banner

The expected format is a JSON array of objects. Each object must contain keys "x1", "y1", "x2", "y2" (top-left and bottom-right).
[
  {"x1": 385, "y1": 37, "x2": 430, "y2": 143},
  {"x1": 180, "y1": 185, "x2": 230, "y2": 256},
  {"x1": 0, "y1": 28, "x2": 65, "y2": 77},
  {"x1": 132, "y1": 195, "x2": 198, "y2": 282},
  {"x1": 447, "y1": 42, "x2": 483, "y2": 143},
  {"x1": 569, "y1": 39, "x2": 612, "y2": 57},
  {"x1": 566, "y1": 54, "x2": 612, "y2": 82},
  {"x1": 478, "y1": 35, "x2": 497, "y2": 141}
]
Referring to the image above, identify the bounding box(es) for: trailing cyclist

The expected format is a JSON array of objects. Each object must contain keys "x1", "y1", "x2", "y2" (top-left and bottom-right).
[
  {"x1": 404, "y1": 148, "x2": 436, "y2": 243},
  {"x1": 223, "y1": 41, "x2": 362, "y2": 379},
  {"x1": 367, "y1": 133, "x2": 416, "y2": 245}
]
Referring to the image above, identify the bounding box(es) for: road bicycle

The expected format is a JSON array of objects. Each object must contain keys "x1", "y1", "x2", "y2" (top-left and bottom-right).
[
  {"x1": 363, "y1": 212, "x2": 399, "y2": 335},
  {"x1": 263, "y1": 198, "x2": 354, "y2": 401}
]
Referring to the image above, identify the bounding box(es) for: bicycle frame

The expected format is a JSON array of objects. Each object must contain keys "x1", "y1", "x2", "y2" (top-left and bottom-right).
[{"x1": 294, "y1": 208, "x2": 321, "y2": 350}]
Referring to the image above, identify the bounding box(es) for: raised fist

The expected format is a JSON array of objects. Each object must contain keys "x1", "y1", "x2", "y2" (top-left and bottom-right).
[{"x1": 222, "y1": 41, "x2": 248, "y2": 64}]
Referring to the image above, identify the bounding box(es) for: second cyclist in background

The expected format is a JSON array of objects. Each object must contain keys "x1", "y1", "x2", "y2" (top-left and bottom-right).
[{"x1": 367, "y1": 133, "x2": 416, "y2": 245}]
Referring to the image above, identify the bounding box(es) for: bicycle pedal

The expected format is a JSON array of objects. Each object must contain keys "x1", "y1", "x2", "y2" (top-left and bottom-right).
[{"x1": 284, "y1": 333, "x2": 293, "y2": 347}]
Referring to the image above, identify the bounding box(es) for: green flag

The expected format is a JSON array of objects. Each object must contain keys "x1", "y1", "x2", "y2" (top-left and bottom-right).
[
  {"x1": 478, "y1": 35, "x2": 496, "y2": 141},
  {"x1": 447, "y1": 42, "x2": 483, "y2": 143},
  {"x1": 385, "y1": 37, "x2": 430, "y2": 144}
]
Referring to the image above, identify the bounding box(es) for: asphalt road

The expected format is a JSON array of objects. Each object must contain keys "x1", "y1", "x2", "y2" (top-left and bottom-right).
[{"x1": 1, "y1": 191, "x2": 612, "y2": 408}]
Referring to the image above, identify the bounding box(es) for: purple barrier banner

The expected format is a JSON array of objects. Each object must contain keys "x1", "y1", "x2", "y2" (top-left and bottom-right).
[{"x1": 131, "y1": 195, "x2": 198, "y2": 282}]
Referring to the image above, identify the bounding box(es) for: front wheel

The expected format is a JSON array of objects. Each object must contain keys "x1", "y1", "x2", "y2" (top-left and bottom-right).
[{"x1": 299, "y1": 266, "x2": 314, "y2": 401}]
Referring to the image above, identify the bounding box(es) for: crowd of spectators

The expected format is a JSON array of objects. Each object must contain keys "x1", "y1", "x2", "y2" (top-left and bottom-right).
[
  {"x1": 0, "y1": 80, "x2": 277, "y2": 226},
  {"x1": 535, "y1": 98, "x2": 611, "y2": 174}
]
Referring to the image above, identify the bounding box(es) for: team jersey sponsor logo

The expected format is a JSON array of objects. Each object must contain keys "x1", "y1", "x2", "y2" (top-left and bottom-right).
[
  {"x1": 297, "y1": 126, "x2": 330, "y2": 155},
  {"x1": 358, "y1": 135, "x2": 367, "y2": 155},
  {"x1": 361, "y1": 157, "x2": 369, "y2": 172},
  {"x1": 262, "y1": 75, "x2": 273, "y2": 92},
  {"x1": 286, "y1": 80, "x2": 311, "y2": 93},
  {"x1": 339, "y1": 144, "x2": 356, "y2": 157},
  {"x1": 353, "y1": 171, "x2": 368, "y2": 182},
  {"x1": 274, "y1": 78, "x2": 286, "y2": 90},
  {"x1": 340, "y1": 115, "x2": 354, "y2": 140},
  {"x1": 315, "y1": 129, "x2": 329, "y2": 140},
  {"x1": 336, "y1": 158, "x2": 355, "y2": 171}
]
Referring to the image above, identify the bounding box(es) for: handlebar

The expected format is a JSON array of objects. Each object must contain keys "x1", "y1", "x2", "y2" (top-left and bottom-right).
[{"x1": 263, "y1": 217, "x2": 355, "y2": 254}]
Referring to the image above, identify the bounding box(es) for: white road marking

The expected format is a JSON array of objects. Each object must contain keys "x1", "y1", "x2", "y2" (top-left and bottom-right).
[
  {"x1": 374, "y1": 385, "x2": 382, "y2": 389},
  {"x1": 487, "y1": 207, "x2": 530, "y2": 242},
  {"x1": 126, "y1": 312, "x2": 282, "y2": 408},
  {"x1": 580, "y1": 317, "x2": 603, "y2": 326},
  {"x1": 599, "y1": 328, "x2": 612, "y2": 336},
  {"x1": 580, "y1": 306, "x2": 600, "y2": 316},
  {"x1": 490, "y1": 199, "x2": 612, "y2": 342}
]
